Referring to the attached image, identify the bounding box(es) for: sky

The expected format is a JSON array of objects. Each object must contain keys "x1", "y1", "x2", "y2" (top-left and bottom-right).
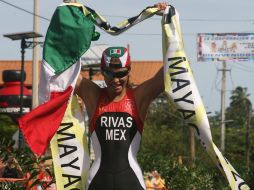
[{"x1": 0, "y1": 0, "x2": 254, "y2": 114}]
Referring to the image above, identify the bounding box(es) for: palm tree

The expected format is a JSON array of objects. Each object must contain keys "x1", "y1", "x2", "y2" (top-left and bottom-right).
[
  {"x1": 230, "y1": 86, "x2": 251, "y2": 108},
  {"x1": 227, "y1": 86, "x2": 252, "y2": 169}
]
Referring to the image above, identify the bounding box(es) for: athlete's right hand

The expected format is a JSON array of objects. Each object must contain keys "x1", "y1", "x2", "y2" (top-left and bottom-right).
[{"x1": 75, "y1": 74, "x2": 83, "y2": 94}]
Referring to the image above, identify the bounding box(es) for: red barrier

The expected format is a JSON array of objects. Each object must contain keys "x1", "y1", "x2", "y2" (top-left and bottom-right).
[{"x1": 0, "y1": 177, "x2": 26, "y2": 182}]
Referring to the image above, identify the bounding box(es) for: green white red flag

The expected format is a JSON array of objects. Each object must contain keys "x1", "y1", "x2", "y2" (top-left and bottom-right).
[{"x1": 18, "y1": 3, "x2": 99, "y2": 156}]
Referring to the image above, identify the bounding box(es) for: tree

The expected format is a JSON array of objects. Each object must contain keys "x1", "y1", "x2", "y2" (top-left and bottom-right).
[
  {"x1": 0, "y1": 138, "x2": 55, "y2": 189},
  {"x1": 137, "y1": 91, "x2": 254, "y2": 189},
  {"x1": 226, "y1": 86, "x2": 252, "y2": 168},
  {"x1": 142, "y1": 93, "x2": 186, "y2": 158},
  {"x1": 227, "y1": 86, "x2": 251, "y2": 126},
  {"x1": 0, "y1": 114, "x2": 18, "y2": 139}
]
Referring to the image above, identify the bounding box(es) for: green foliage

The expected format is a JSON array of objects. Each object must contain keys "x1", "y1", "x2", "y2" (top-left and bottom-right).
[
  {"x1": 0, "y1": 114, "x2": 18, "y2": 139},
  {"x1": 0, "y1": 138, "x2": 55, "y2": 190},
  {"x1": 0, "y1": 182, "x2": 25, "y2": 190},
  {"x1": 139, "y1": 90, "x2": 254, "y2": 189},
  {"x1": 242, "y1": 166, "x2": 254, "y2": 188},
  {"x1": 138, "y1": 151, "x2": 229, "y2": 190},
  {"x1": 143, "y1": 93, "x2": 187, "y2": 157},
  {"x1": 226, "y1": 86, "x2": 252, "y2": 128},
  {"x1": 142, "y1": 123, "x2": 185, "y2": 157}
]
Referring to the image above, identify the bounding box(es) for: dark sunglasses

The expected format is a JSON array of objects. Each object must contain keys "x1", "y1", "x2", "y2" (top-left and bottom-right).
[{"x1": 102, "y1": 69, "x2": 129, "y2": 80}]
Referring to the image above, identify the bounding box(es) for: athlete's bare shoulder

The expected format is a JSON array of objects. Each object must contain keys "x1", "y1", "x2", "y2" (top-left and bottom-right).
[{"x1": 76, "y1": 76, "x2": 98, "y2": 97}]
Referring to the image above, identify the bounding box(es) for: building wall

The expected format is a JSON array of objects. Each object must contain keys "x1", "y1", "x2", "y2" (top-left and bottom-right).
[{"x1": 0, "y1": 60, "x2": 162, "y2": 87}]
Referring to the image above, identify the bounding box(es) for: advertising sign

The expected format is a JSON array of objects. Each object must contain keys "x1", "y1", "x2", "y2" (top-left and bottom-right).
[{"x1": 197, "y1": 33, "x2": 254, "y2": 62}]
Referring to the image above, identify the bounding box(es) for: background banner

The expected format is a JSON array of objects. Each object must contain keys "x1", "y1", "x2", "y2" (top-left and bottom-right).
[{"x1": 197, "y1": 33, "x2": 254, "y2": 62}]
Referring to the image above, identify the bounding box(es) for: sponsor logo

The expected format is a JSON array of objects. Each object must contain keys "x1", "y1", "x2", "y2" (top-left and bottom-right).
[
  {"x1": 0, "y1": 107, "x2": 30, "y2": 113},
  {"x1": 0, "y1": 102, "x2": 8, "y2": 107}
]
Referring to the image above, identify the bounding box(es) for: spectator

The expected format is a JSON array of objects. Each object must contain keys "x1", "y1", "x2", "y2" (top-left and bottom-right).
[
  {"x1": 2, "y1": 158, "x2": 21, "y2": 178},
  {"x1": 37, "y1": 161, "x2": 52, "y2": 190},
  {"x1": 151, "y1": 170, "x2": 168, "y2": 190},
  {"x1": 145, "y1": 173, "x2": 154, "y2": 190}
]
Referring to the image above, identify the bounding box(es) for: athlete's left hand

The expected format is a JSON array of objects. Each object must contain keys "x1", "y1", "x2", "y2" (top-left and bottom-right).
[{"x1": 154, "y1": 2, "x2": 169, "y2": 15}]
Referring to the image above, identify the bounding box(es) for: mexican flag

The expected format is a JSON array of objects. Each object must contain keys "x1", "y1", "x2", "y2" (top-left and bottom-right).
[{"x1": 18, "y1": 3, "x2": 99, "y2": 156}]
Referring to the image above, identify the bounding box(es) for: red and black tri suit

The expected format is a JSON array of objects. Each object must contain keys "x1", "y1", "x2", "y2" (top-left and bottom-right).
[{"x1": 86, "y1": 88, "x2": 146, "y2": 190}]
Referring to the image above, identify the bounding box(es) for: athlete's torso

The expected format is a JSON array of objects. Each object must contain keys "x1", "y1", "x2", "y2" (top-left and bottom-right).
[{"x1": 86, "y1": 88, "x2": 146, "y2": 190}]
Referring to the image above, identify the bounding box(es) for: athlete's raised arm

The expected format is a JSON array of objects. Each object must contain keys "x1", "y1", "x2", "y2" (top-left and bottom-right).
[
  {"x1": 134, "y1": 2, "x2": 169, "y2": 122},
  {"x1": 75, "y1": 74, "x2": 101, "y2": 119}
]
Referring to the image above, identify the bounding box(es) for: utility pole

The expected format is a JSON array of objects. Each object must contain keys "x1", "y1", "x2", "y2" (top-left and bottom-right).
[
  {"x1": 32, "y1": 0, "x2": 39, "y2": 108},
  {"x1": 246, "y1": 106, "x2": 252, "y2": 170},
  {"x1": 63, "y1": 0, "x2": 77, "y2": 2},
  {"x1": 189, "y1": 127, "x2": 195, "y2": 168},
  {"x1": 219, "y1": 61, "x2": 230, "y2": 153},
  {"x1": 4, "y1": 31, "x2": 43, "y2": 148}
]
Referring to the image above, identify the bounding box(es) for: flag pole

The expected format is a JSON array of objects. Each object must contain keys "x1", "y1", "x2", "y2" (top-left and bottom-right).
[{"x1": 32, "y1": 0, "x2": 39, "y2": 109}]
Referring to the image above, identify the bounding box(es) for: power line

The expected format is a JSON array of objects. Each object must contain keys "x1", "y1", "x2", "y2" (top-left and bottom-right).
[
  {"x1": 1, "y1": 0, "x2": 254, "y2": 24},
  {"x1": 103, "y1": 11, "x2": 254, "y2": 23},
  {"x1": 232, "y1": 64, "x2": 254, "y2": 73},
  {"x1": 1, "y1": 0, "x2": 253, "y2": 39},
  {"x1": 0, "y1": 0, "x2": 50, "y2": 21},
  {"x1": 0, "y1": 0, "x2": 197, "y2": 37},
  {"x1": 104, "y1": 14, "x2": 254, "y2": 23},
  {"x1": 99, "y1": 30, "x2": 196, "y2": 36},
  {"x1": 229, "y1": 69, "x2": 235, "y2": 90},
  {"x1": 182, "y1": 18, "x2": 254, "y2": 23},
  {"x1": 235, "y1": 62, "x2": 254, "y2": 71},
  {"x1": 215, "y1": 68, "x2": 222, "y2": 92},
  {"x1": 206, "y1": 64, "x2": 217, "y2": 110},
  {"x1": 99, "y1": 31, "x2": 162, "y2": 36}
]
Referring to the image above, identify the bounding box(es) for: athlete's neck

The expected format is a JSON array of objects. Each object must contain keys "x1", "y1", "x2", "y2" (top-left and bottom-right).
[{"x1": 107, "y1": 87, "x2": 127, "y2": 102}]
